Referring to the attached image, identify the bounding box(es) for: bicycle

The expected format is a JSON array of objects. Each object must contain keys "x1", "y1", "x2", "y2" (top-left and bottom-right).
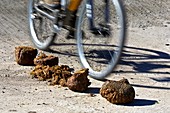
[{"x1": 28, "y1": 0, "x2": 126, "y2": 80}]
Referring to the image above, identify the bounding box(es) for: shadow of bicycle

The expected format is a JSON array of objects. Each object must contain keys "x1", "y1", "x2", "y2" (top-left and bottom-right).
[
  {"x1": 49, "y1": 42, "x2": 78, "y2": 56},
  {"x1": 119, "y1": 45, "x2": 170, "y2": 74},
  {"x1": 51, "y1": 42, "x2": 170, "y2": 73}
]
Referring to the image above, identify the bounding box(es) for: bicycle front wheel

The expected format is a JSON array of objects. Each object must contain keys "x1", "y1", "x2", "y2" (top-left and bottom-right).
[
  {"x1": 76, "y1": 0, "x2": 126, "y2": 80},
  {"x1": 28, "y1": 0, "x2": 56, "y2": 50}
]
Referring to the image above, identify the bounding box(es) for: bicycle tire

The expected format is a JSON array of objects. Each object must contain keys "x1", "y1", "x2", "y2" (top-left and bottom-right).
[
  {"x1": 28, "y1": 0, "x2": 56, "y2": 50},
  {"x1": 76, "y1": 0, "x2": 126, "y2": 80}
]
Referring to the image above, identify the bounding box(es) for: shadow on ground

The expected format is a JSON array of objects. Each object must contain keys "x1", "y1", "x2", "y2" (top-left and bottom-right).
[
  {"x1": 124, "y1": 99, "x2": 158, "y2": 106},
  {"x1": 84, "y1": 87, "x2": 159, "y2": 106},
  {"x1": 150, "y1": 77, "x2": 170, "y2": 82},
  {"x1": 84, "y1": 87, "x2": 100, "y2": 94},
  {"x1": 48, "y1": 42, "x2": 78, "y2": 57},
  {"x1": 50, "y1": 43, "x2": 170, "y2": 75},
  {"x1": 131, "y1": 84, "x2": 170, "y2": 90},
  {"x1": 118, "y1": 45, "x2": 170, "y2": 75}
]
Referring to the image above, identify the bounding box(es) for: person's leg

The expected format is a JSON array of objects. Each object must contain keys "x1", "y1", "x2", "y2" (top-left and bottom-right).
[
  {"x1": 40, "y1": 0, "x2": 61, "y2": 9},
  {"x1": 43, "y1": 0, "x2": 60, "y2": 4},
  {"x1": 63, "y1": 9, "x2": 77, "y2": 39},
  {"x1": 64, "y1": 0, "x2": 82, "y2": 39}
]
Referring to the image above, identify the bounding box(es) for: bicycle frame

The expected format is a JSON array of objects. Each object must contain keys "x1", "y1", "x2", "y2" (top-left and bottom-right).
[{"x1": 33, "y1": 0, "x2": 110, "y2": 32}]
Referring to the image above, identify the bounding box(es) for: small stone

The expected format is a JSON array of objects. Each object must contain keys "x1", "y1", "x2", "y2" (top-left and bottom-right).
[
  {"x1": 165, "y1": 44, "x2": 169, "y2": 46},
  {"x1": 9, "y1": 109, "x2": 17, "y2": 112},
  {"x1": 28, "y1": 111, "x2": 37, "y2": 113},
  {"x1": 89, "y1": 93, "x2": 96, "y2": 97}
]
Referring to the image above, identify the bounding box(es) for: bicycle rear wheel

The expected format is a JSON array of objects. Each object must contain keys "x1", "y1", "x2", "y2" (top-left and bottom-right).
[
  {"x1": 76, "y1": 0, "x2": 126, "y2": 80},
  {"x1": 28, "y1": 0, "x2": 56, "y2": 50}
]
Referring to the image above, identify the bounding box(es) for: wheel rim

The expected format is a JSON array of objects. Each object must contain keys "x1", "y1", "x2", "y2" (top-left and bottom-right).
[
  {"x1": 28, "y1": 0, "x2": 55, "y2": 50},
  {"x1": 76, "y1": 0, "x2": 126, "y2": 79}
]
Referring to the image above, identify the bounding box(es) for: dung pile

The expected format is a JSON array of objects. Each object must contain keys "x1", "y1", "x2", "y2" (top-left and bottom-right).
[
  {"x1": 100, "y1": 78, "x2": 135, "y2": 104},
  {"x1": 30, "y1": 51, "x2": 90, "y2": 92},
  {"x1": 15, "y1": 46, "x2": 37, "y2": 65},
  {"x1": 15, "y1": 46, "x2": 135, "y2": 104},
  {"x1": 67, "y1": 68, "x2": 91, "y2": 92},
  {"x1": 30, "y1": 64, "x2": 72, "y2": 86},
  {"x1": 34, "y1": 52, "x2": 59, "y2": 66},
  {"x1": 30, "y1": 64, "x2": 90, "y2": 91},
  {"x1": 14, "y1": 46, "x2": 91, "y2": 92}
]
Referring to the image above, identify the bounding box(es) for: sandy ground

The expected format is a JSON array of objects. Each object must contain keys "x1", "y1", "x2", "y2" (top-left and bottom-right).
[{"x1": 0, "y1": 0, "x2": 169, "y2": 113}]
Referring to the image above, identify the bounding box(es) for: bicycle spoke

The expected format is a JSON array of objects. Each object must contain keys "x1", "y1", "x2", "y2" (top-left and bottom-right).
[
  {"x1": 76, "y1": 0, "x2": 126, "y2": 79},
  {"x1": 28, "y1": 0, "x2": 56, "y2": 50}
]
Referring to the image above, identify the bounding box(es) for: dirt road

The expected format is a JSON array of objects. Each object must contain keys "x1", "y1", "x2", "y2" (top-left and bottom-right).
[{"x1": 0, "y1": 0, "x2": 169, "y2": 113}]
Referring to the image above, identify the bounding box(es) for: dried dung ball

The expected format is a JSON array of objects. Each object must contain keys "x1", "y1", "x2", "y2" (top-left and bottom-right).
[
  {"x1": 67, "y1": 68, "x2": 91, "y2": 92},
  {"x1": 34, "y1": 52, "x2": 59, "y2": 66},
  {"x1": 100, "y1": 78, "x2": 135, "y2": 104},
  {"x1": 30, "y1": 65, "x2": 52, "y2": 81},
  {"x1": 30, "y1": 65, "x2": 72, "y2": 86},
  {"x1": 49, "y1": 66, "x2": 72, "y2": 86},
  {"x1": 15, "y1": 46, "x2": 37, "y2": 65}
]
